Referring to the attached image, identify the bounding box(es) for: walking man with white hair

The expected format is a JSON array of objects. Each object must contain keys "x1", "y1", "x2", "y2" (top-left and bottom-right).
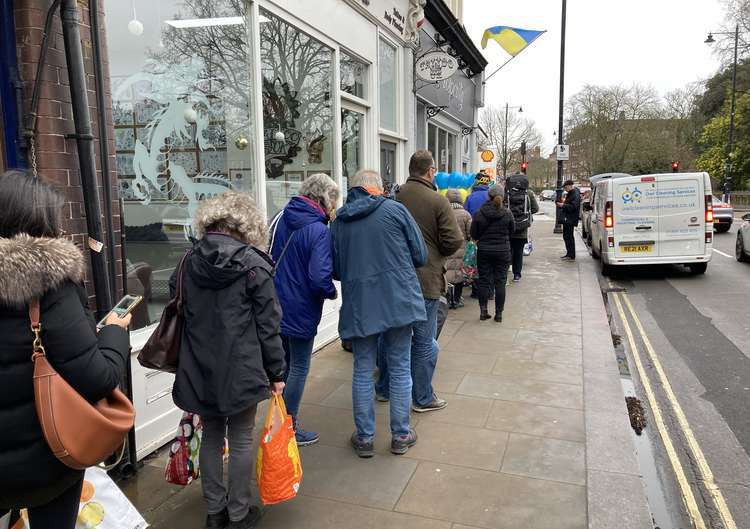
[{"x1": 331, "y1": 170, "x2": 428, "y2": 458}]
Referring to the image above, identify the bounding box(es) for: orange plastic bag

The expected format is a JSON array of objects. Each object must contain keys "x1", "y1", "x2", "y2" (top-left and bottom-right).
[{"x1": 255, "y1": 394, "x2": 302, "y2": 505}]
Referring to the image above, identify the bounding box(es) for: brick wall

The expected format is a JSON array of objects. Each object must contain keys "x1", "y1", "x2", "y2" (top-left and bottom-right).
[{"x1": 14, "y1": 0, "x2": 122, "y2": 310}]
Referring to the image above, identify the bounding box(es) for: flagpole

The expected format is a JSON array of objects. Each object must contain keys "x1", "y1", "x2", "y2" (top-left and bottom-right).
[{"x1": 483, "y1": 31, "x2": 546, "y2": 83}]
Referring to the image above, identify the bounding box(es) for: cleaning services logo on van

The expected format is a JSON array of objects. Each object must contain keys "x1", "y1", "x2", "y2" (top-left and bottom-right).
[{"x1": 621, "y1": 186, "x2": 643, "y2": 204}]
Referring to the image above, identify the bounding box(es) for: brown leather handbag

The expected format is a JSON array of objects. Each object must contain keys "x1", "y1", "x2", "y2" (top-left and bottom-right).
[
  {"x1": 29, "y1": 299, "x2": 135, "y2": 470},
  {"x1": 137, "y1": 250, "x2": 191, "y2": 373}
]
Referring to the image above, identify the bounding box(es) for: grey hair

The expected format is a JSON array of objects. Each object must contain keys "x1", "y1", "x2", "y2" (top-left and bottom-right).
[
  {"x1": 350, "y1": 169, "x2": 383, "y2": 190},
  {"x1": 299, "y1": 173, "x2": 340, "y2": 211},
  {"x1": 193, "y1": 192, "x2": 268, "y2": 250}
]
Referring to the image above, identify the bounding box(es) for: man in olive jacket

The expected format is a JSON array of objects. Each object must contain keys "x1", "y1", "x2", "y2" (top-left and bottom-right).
[{"x1": 396, "y1": 150, "x2": 462, "y2": 412}]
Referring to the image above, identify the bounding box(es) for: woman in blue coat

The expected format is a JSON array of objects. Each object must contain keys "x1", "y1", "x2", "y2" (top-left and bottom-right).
[{"x1": 270, "y1": 174, "x2": 340, "y2": 446}]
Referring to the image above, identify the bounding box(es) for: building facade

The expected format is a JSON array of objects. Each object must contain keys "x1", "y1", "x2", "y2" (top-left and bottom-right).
[{"x1": 0, "y1": 0, "x2": 486, "y2": 461}]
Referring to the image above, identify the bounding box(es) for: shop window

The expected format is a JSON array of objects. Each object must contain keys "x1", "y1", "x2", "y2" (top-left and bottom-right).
[
  {"x1": 260, "y1": 9, "x2": 334, "y2": 219},
  {"x1": 378, "y1": 38, "x2": 397, "y2": 132},
  {"x1": 341, "y1": 109, "x2": 364, "y2": 191},
  {"x1": 427, "y1": 123, "x2": 437, "y2": 162},
  {"x1": 340, "y1": 51, "x2": 367, "y2": 99},
  {"x1": 380, "y1": 140, "x2": 397, "y2": 188},
  {"x1": 447, "y1": 132, "x2": 456, "y2": 173},
  {"x1": 438, "y1": 128, "x2": 448, "y2": 172},
  {"x1": 416, "y1": 102, "x2": 426, "y2": 148},
  {"x1": 107, "y1": 1, "x2": 257, "y2": 330}
]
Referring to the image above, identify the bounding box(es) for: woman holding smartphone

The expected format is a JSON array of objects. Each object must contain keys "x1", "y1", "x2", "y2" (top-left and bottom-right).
[{"x1": 0, "y1": 170, "x2": 131, "y2": 529}]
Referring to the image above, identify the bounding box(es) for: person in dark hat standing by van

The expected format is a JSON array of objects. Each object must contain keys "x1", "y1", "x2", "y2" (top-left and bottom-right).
[{"x1": 557, "y1": 180, "x2": 580, "y2": 261}]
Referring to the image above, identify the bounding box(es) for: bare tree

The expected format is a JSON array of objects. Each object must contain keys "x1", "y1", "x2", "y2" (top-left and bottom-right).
[
  {"x1": 715, "y1": 0, "x2": 750, "y2": 65},
  {"x1": 478, "y1": 105, "x2": 543, "y2": 177}
]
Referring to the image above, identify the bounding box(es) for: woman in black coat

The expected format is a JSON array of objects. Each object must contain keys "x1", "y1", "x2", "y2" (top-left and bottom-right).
[
  {"x1": 172, "y1": 192, "x2": 286, "y2": 529},
  {"x1": 470, "y1": 186, "x2": 516, "y2": 322},
  {"x1": 0, "y1": 171, "x2": 131, "y2": 529}
]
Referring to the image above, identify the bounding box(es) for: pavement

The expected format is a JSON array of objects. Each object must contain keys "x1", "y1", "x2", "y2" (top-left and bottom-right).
[{"x1": 121, "y1": 212, "x2": 653, "y2": 529}]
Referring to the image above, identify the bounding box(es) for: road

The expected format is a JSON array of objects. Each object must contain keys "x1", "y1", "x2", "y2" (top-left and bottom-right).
[{"x1": 538, "y1": 199, "x2": 750, "y2": 528}]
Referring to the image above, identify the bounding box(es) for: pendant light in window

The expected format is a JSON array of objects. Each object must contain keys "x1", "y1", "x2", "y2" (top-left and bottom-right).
[{"x1": 128, "y1": 0, "x2": 144, "y2": 36}]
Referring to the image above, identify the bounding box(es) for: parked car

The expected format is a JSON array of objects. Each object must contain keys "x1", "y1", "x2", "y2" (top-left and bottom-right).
[
  {"x1": 588, "y1": 172, "x2": 714, "y2": 275},
  {"x1": 579, "y1": 188, "x2": 592, "y2": 238},
  {"x1": 737, "y1": 213, "x2": 750, "y2": 262},
  {"x1": 540, "y1": 189, "x2": 556, "y2": 201},
  {"x1": 712, "y1": 196, "x2": 733, "y2": 233}
]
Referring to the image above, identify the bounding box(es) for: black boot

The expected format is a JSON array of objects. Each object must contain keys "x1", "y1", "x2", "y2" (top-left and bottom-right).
[
  {"x1": 479, "y1": 302, "x2": 490, "y2": 321},
  {"x1": 494, "y1": 312, "x2": 503, "y2": 323}
]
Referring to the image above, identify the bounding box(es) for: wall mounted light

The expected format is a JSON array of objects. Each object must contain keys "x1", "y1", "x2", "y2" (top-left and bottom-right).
[{"x1": 128, "y1": 0, "x2": 144, "y2": 35}]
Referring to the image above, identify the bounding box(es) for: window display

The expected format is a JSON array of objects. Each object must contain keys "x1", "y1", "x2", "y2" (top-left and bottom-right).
[
  {"x1": 378, "y1": 39, "x2": 397, "y2": 132},
  {"x1": 261, "y1": 9, "x2": 334, "y2": 219}
]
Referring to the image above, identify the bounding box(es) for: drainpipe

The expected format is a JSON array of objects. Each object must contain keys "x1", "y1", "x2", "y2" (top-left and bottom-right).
[
  {"x1": 89, "y1": 0, "x2": 118, "y2": 300},
  {"x1": 60, "y1": 0, "x2": 112, "y2": 317}
]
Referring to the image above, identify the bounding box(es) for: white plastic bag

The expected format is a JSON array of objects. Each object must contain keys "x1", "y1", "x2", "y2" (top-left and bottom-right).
[
  {"x1": 523, "y1": 237, "x2": 534, "y2": 256},
  {"x1": 2, "y1": 467, "x2": 148, "y2": 529}
]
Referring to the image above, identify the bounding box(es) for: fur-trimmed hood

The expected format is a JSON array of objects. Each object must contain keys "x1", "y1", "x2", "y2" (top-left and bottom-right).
[{"x1": 0, "y1": 234, "x2": 85, "y2": 306}]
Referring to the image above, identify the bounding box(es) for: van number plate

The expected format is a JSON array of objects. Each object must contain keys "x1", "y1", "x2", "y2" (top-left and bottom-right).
[{"x1": 621, "y1": 244, "x2": 653, "y2": 253}]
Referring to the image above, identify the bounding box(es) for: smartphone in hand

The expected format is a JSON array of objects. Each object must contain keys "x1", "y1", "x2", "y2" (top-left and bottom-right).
[{"x1": 97, "y1": 294, "x2": 143, "y2": 330}]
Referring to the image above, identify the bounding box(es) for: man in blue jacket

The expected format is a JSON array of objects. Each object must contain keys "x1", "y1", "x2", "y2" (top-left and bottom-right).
[
  {"x1": 331, "y1": 169, "x2": 428, "y2": 458},
  {"x1": 271, "y1": 174, "x2": 340, "y2": 446},
  {"x1": 464, "y1": 172, "x2": 492, "y2": 215}
]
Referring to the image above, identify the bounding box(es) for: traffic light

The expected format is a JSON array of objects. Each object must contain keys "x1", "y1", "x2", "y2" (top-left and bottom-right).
[
  {"x1": 520, "y1": 161, "x2": 528, "y2": 173},
  {"x1": 671, "y1": 161, "x2": 680, "y2": 172},
  {"x1": 520, "y1": 140, "x2": 527, "y2": 157}
]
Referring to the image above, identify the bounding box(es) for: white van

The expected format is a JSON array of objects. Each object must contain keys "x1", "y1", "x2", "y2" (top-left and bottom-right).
[{"x1": 586, "y1": 172, "x2": 713, "y2": 275}]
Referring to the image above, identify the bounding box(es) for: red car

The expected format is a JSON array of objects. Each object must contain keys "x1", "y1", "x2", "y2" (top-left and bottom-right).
[{"x1": 712, "y1": 196, "x2": 734, "y2": 233}]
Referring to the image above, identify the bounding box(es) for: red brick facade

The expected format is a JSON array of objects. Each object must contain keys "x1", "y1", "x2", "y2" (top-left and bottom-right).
[{"x1": 14, "y1": 0, "x2": 122, "y2": 309}]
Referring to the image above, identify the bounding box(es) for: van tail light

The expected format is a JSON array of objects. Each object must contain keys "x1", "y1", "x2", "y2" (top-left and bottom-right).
[
  {"x1": 705, "y1": 195, "x2": 714, "y2": 223},
  {"x1": 605, "y1": 201, "x2": 614, "y2": 228},
  {"x1": 608, "y1": 236, "x2": 615, "y2": 248},
  {"x1": 706, "y1": 232, "x2": 712, "y2": 244}
]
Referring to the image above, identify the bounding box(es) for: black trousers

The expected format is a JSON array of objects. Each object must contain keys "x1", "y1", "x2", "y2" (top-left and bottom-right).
[
  {"x1": 563, "y1": 224, "x2": 576, "y2": 258},
  {"x1": 477, "y1": 251, "x2": 510, "y2": 314},
  {"x1": 2, "y1": 478, "x2": 83, "y2": 529},
  {"x1": 510, "y1": 238, "x2": 527, "y2": 276}
]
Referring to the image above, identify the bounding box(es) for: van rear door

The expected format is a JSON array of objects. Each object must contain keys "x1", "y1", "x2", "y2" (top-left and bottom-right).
[
  {"x1": 657, "y1": 175, "x2": 704, "y2": 257},
  {"x1": 613, "y1": 177, "x2": 659, "y2": 258}
]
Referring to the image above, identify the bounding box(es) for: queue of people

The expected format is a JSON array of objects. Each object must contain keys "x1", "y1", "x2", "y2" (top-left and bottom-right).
[{"x1": 0, "y1": 159, "x2": 546, "y2": 529}]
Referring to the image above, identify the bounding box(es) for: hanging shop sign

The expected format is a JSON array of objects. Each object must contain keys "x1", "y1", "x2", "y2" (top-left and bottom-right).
[
  {"x1": 481, "y1": 150, "x2": 495, "y2": 163},
  {"x1": 416, "y1": 51, "x2": 459, "y2": 82}
]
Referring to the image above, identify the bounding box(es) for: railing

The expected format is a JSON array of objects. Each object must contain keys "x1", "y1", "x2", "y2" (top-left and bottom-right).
[{"x1": 731, "y1": 191, "x2": 750, "y2": 211}]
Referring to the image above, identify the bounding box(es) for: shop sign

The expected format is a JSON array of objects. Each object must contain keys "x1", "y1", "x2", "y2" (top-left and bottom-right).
[
  {"x1": 555, "y1": 144, "x2": 570, "y2": 161},
  {"x1": 481, "y1": 150, "x2": 495, "y2": 162},
  {"x1": 357, "y1": 0, "x2": 408, "y2": 38},
  {"x1": 416, "y1": 51, "x2": 459, "y2": 82}
]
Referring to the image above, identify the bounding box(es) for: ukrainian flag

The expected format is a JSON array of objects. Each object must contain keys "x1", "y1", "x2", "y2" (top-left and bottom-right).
[{"x1": 481, "y1": 26, "x2": 545, "y2": 56}]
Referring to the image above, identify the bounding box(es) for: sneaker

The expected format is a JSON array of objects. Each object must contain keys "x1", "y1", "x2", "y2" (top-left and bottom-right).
[
  {"x1": 391, "y1": 428, "x2": 418, "y2": 455},
  {"x1": 513, "y1": 274, "x2": 521, "y2": 282},
  {"x1": 206, "y1": 509, "x2": 229, "y2": 529},
  {"x1": 412, "y1": 395, "x2": 447, "y2": 413},
  {"x1": 350, "y1": 433, "x2": 375, "y2": 458},
  {"x1": 375, "y1": 392, "x2": 390, "y2": 402},
  {"x1": 562, "y1": 256, "x2": 576, "y2": 261},
  {"x1": 295, "y1": 427, "x2": 320, "y2": 447},
  {"x1": 227, "y1": 507, "x2": 262, "y2": 529}
]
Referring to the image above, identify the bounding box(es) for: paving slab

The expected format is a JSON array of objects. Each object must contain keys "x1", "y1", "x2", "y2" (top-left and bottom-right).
[
  {"x1": 407, "y1": 421, "x2": 509, "y2": 471},
  {"x1": 501, "y1": 433, "x2": 586, "y2": 486},
  {"x1": 492, "y1": 356, "x2": 582, "y2": 386},
  {"x1": 484, "y1": 400, "x2": 585, "y2": 442},
  {"x1": 587, "y1": 470, "x2": 653, "y2": 529},
  {"x1": 457, "y1": 373, "x2": 583, "y2": 410},
  {"x1": 396, "y1": 461, "x2": 587, "y2": 529},
  {"x1": 414, "y1": 392, "x2": 494, "y2": 428}
]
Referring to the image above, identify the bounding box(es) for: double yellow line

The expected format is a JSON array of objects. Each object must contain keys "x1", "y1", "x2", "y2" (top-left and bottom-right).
[{"x1": 611, "y1": 286, "x2": 737, "y2": 529}]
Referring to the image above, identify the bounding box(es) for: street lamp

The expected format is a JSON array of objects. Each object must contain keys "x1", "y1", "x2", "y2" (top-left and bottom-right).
[
  {"x1": 554, "y1": 0, "x2": 568, "y2": 234},
  {"x1": 503, "y1": 103, "x2": 523, "y2": 177},
  {"x1": 705, "y1": 24, "x2": 739, "y2": 203}
]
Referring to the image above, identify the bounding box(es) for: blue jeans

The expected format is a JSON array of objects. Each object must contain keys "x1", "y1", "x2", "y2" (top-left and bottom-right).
[
  {"x1": 411, "y1": 298, "x2": 440, "y2": 407},
  {"x1": 282, "y1": 335, "x2": 315, "y2": 418},
  {"x1": 375, "y1": 335, "x2": 388, "y2": 398},
  {"x1": 352, "y1": 325, "x2": 413, "y2": 439}
]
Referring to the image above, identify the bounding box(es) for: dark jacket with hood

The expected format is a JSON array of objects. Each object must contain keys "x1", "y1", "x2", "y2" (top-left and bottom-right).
[
  {"x1": 331, "y1": 187, "x2": 428, "y2": 339},
  {"x1": 396, "y1": 177, "x2": 462, "y2": 299},
  {"x1": 271, "y1": 196, "x2": 337, "y2": 339},
  {"x1": 470, "y1": 202, "x2": 516, "y2": 257},
  {"x1": 170, "y1": 233, "x2": 286, "y2": 417},
  {"x1": 561, "y1": 187, "x2": 581, "y2": 226},
  {"x1": 464, "y1": 184, "x2": 490, "y2": 215},
  {"x1": 0, "y1": 235, "x2": 130, "y2": 508}
]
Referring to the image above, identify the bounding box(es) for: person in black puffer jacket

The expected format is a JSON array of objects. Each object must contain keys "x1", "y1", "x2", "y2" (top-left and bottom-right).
[
  {"x1": 0, "y1": 170, "x2": 131, "y2": 529},
  {"x1": 172, "y1": 191, "x2": 286, "y2": 529},
  {"x1": 470, "y1": 186, "x2": 515, "y2": 322}
]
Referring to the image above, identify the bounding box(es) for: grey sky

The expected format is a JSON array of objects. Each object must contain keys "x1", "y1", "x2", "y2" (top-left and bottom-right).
[{"x1": 463, "y1": 0, "x2": 727, "y2": 154}]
